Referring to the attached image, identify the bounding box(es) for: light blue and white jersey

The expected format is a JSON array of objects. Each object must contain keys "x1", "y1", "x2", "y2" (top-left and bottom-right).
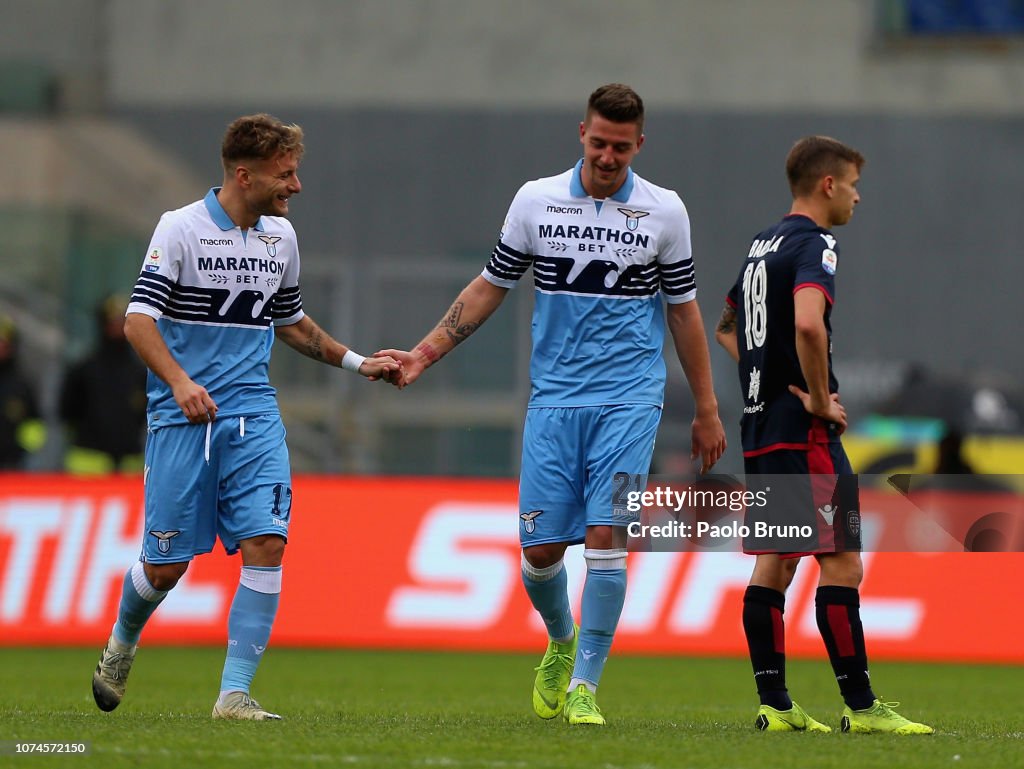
[
  {"x1": 127, "y1": 188, "x2": 304, "y2": 427},
  {"x1": 483, "y1": 160, "x2": 696, "y2": 408}
]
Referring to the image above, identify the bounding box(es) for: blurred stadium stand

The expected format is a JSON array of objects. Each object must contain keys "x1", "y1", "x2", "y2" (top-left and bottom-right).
[
  {"x1": 1, "y1": 0, "x2": 1022, "y2": 475},
  {"x1": 883, "y1": 0, "x2": 1024, "y2": 36}
]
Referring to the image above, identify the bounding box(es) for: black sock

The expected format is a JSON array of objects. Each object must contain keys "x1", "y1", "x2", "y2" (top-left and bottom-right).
[
  {"x1": 742, "y1": 585, "x2": 792, "y2": 710},
  {"x1": 815, "y1": 585, "x2": 876, "y2": 711}
]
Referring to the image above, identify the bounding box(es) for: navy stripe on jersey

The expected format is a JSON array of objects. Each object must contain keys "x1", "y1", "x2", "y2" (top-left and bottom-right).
[
  {"x1": 166, "y1": 289, "x2": 215, "y2": 319},
  {"x1": 130, "y1": 271, "x2": 277, "y2": 327},
  {"x1": 659, "y1": 259, "x2": 696, "y2": 297},
  {"x1": 485, "y1": 241, "x2": 532, "y2": 282},
  {"x1": 173, "y1": 287, "x2": 273, "y2": 326},
  {"x1": 533, "y1": 256, "x2": 661, "y2": 297},
  {"x1": 130, "y1": 273, "x2": 174, "y2": 313},
  {"x1": 271, "y1": 286, "x2": 303, "y2": 319}
]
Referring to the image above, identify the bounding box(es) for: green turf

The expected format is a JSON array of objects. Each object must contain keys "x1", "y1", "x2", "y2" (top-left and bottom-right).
[{"x1": 1, "y1": 647, "x2": 1021, "y2": 768}]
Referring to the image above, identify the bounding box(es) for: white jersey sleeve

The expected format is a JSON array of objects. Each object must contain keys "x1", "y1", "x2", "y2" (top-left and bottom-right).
[
  {"x1": 269, "y1": 220, "x2": 304, "y2": 326},
  {"x1": 657, "y1": 193, "x2": 697, "y2": 304},
  {"x1": 127, "y1": 212, "x2": 185, "y2": 320},
  {"x1": 482, "y1": 184, "x2": 534, "y2": 289}
]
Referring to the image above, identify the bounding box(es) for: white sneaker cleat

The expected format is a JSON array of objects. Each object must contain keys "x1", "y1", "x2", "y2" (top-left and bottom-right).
[
  {"x1": 212, "y1": 691, "x2": 282, "y2": 721},
  {"x1": 92, "y1": 635, "x2": 137, "y2": 712}
]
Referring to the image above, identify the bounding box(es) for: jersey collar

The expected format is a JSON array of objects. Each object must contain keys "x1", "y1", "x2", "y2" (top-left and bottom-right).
[
  {"x1": 570, "y1": 159, "x2": 634, "y2": 202},
  {"x1": 204, "y1": 187, "x2": 266, "y2": 232}
]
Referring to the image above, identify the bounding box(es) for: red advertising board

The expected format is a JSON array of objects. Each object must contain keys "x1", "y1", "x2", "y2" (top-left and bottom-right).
[{"x1": 1, "y1": 474, "x2": 1021, "y2": 662}]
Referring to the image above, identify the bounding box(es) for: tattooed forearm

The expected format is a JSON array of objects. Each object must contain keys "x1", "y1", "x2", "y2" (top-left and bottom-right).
[
  {"x1": 446, "y1": 321, "x2": 481, "y2": 346},
  {"x1": 716, "y1": 306, "x2": 737, "y2": 335},
  {"x1": 441, "y1": 302, "x2": 464, "y2": 329},
  {"x1": 436, "y1": 301, "x2": 481, "y2": 347},
  {"x1": 306, "y1": 329, "x2": 324, "y2": 360}
]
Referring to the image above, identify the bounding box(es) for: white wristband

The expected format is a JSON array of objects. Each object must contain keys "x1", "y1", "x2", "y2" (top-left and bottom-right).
[{"x1": 341, "y1": 350, "x2": 366, "y2": 373}]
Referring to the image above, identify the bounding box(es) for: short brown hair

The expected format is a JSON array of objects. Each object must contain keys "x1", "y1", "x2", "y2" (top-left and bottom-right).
[
  {"x1": 221, "y1": 113, "x2": 304, "y2": 170},
  {"x1": 785, "y1": 136, "x2": 864, "y2": 197},
  {"x1": 585, "y1": 84, "x2": 644, "y2": 132}
]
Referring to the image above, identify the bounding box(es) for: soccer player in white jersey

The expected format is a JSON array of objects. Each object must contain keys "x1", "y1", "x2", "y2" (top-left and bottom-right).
[
  {"x1": 378, "y1": 84, "x2": 726, "y2": 725},
  {"x1": 90, "y1": 114, "x2": 399, "y2": 720}
]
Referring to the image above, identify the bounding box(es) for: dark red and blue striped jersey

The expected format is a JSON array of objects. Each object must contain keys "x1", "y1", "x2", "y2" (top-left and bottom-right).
[{"x1": 725, "y1": 214, "x2": 841, "y2": 456}]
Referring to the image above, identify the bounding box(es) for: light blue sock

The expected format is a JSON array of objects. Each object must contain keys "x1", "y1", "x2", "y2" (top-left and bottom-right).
[
  {"x1": 219, "y1": 566, "x2": 281, "y2": 694},
  {"x1": 572, "y1": 549, "x2": 627, "y2": 689},
  {"x1": 521, "y1": 554, "x2": 574, "y2": 642},
  {"x1": 113, "y1": 561, "x2": 168, "y2": 646}
]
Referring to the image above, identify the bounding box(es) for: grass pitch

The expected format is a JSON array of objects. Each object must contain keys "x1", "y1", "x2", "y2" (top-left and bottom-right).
[{"x1": 1, "y1": 647, "x2": 1021, "y2": 768}]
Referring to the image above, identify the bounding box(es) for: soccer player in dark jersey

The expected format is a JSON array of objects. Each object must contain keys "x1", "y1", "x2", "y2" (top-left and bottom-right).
[{"x1": 716, "y1": 136, "x2": 933, "y2": 735}]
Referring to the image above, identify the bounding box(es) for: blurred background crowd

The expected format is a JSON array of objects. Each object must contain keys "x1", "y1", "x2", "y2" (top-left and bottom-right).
[{"x1": 2, "y1": 0, "x2": 1022, "y2": 480}]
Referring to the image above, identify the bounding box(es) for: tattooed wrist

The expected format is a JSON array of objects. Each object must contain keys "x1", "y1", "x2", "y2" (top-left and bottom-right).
[{"x1": 416, "y1": 342, "x2": 440, "y2": 364}]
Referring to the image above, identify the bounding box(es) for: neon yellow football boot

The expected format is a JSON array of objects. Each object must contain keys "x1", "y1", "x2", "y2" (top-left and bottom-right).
[
  {"x1": 531, "y1": 625, "x2": 577, "y2": 719},
  {"x1": 563, "y1": 683, "x2": 606, "y2": 726},
  {"x1": 755, "y1": 701, "x2": 832, "y2": 732},
  {"x1": 841, "y1": 700, "x2": 934, "y2": 735}
]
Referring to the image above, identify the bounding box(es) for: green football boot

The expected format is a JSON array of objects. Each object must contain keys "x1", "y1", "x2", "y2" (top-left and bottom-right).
[
  {"x1": 563, "y1": 683, "x2": 605, "y2": 726},
  {"x1": 755, "y1": 701, "x2": 832, "y2": 732},
  {"x1": 841, "y1": 700, "x2": 934, "y2": 735},
  {"x1": 531, "y1": 625, "x2": 577, "y2": 719}
]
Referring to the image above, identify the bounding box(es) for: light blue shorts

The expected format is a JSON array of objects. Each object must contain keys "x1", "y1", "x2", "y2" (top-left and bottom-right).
[
  {"x1": 518, "y1": 404, "x2": 661, "y2": 546},
  {"x1": 141, "y1": 414, "x2": 291, "y2": 563}
]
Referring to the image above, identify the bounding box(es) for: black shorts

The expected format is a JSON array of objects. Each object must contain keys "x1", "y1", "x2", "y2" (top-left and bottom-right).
[{"x1": 742, "y1": 439, "x2": 862, "y2": 557}]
